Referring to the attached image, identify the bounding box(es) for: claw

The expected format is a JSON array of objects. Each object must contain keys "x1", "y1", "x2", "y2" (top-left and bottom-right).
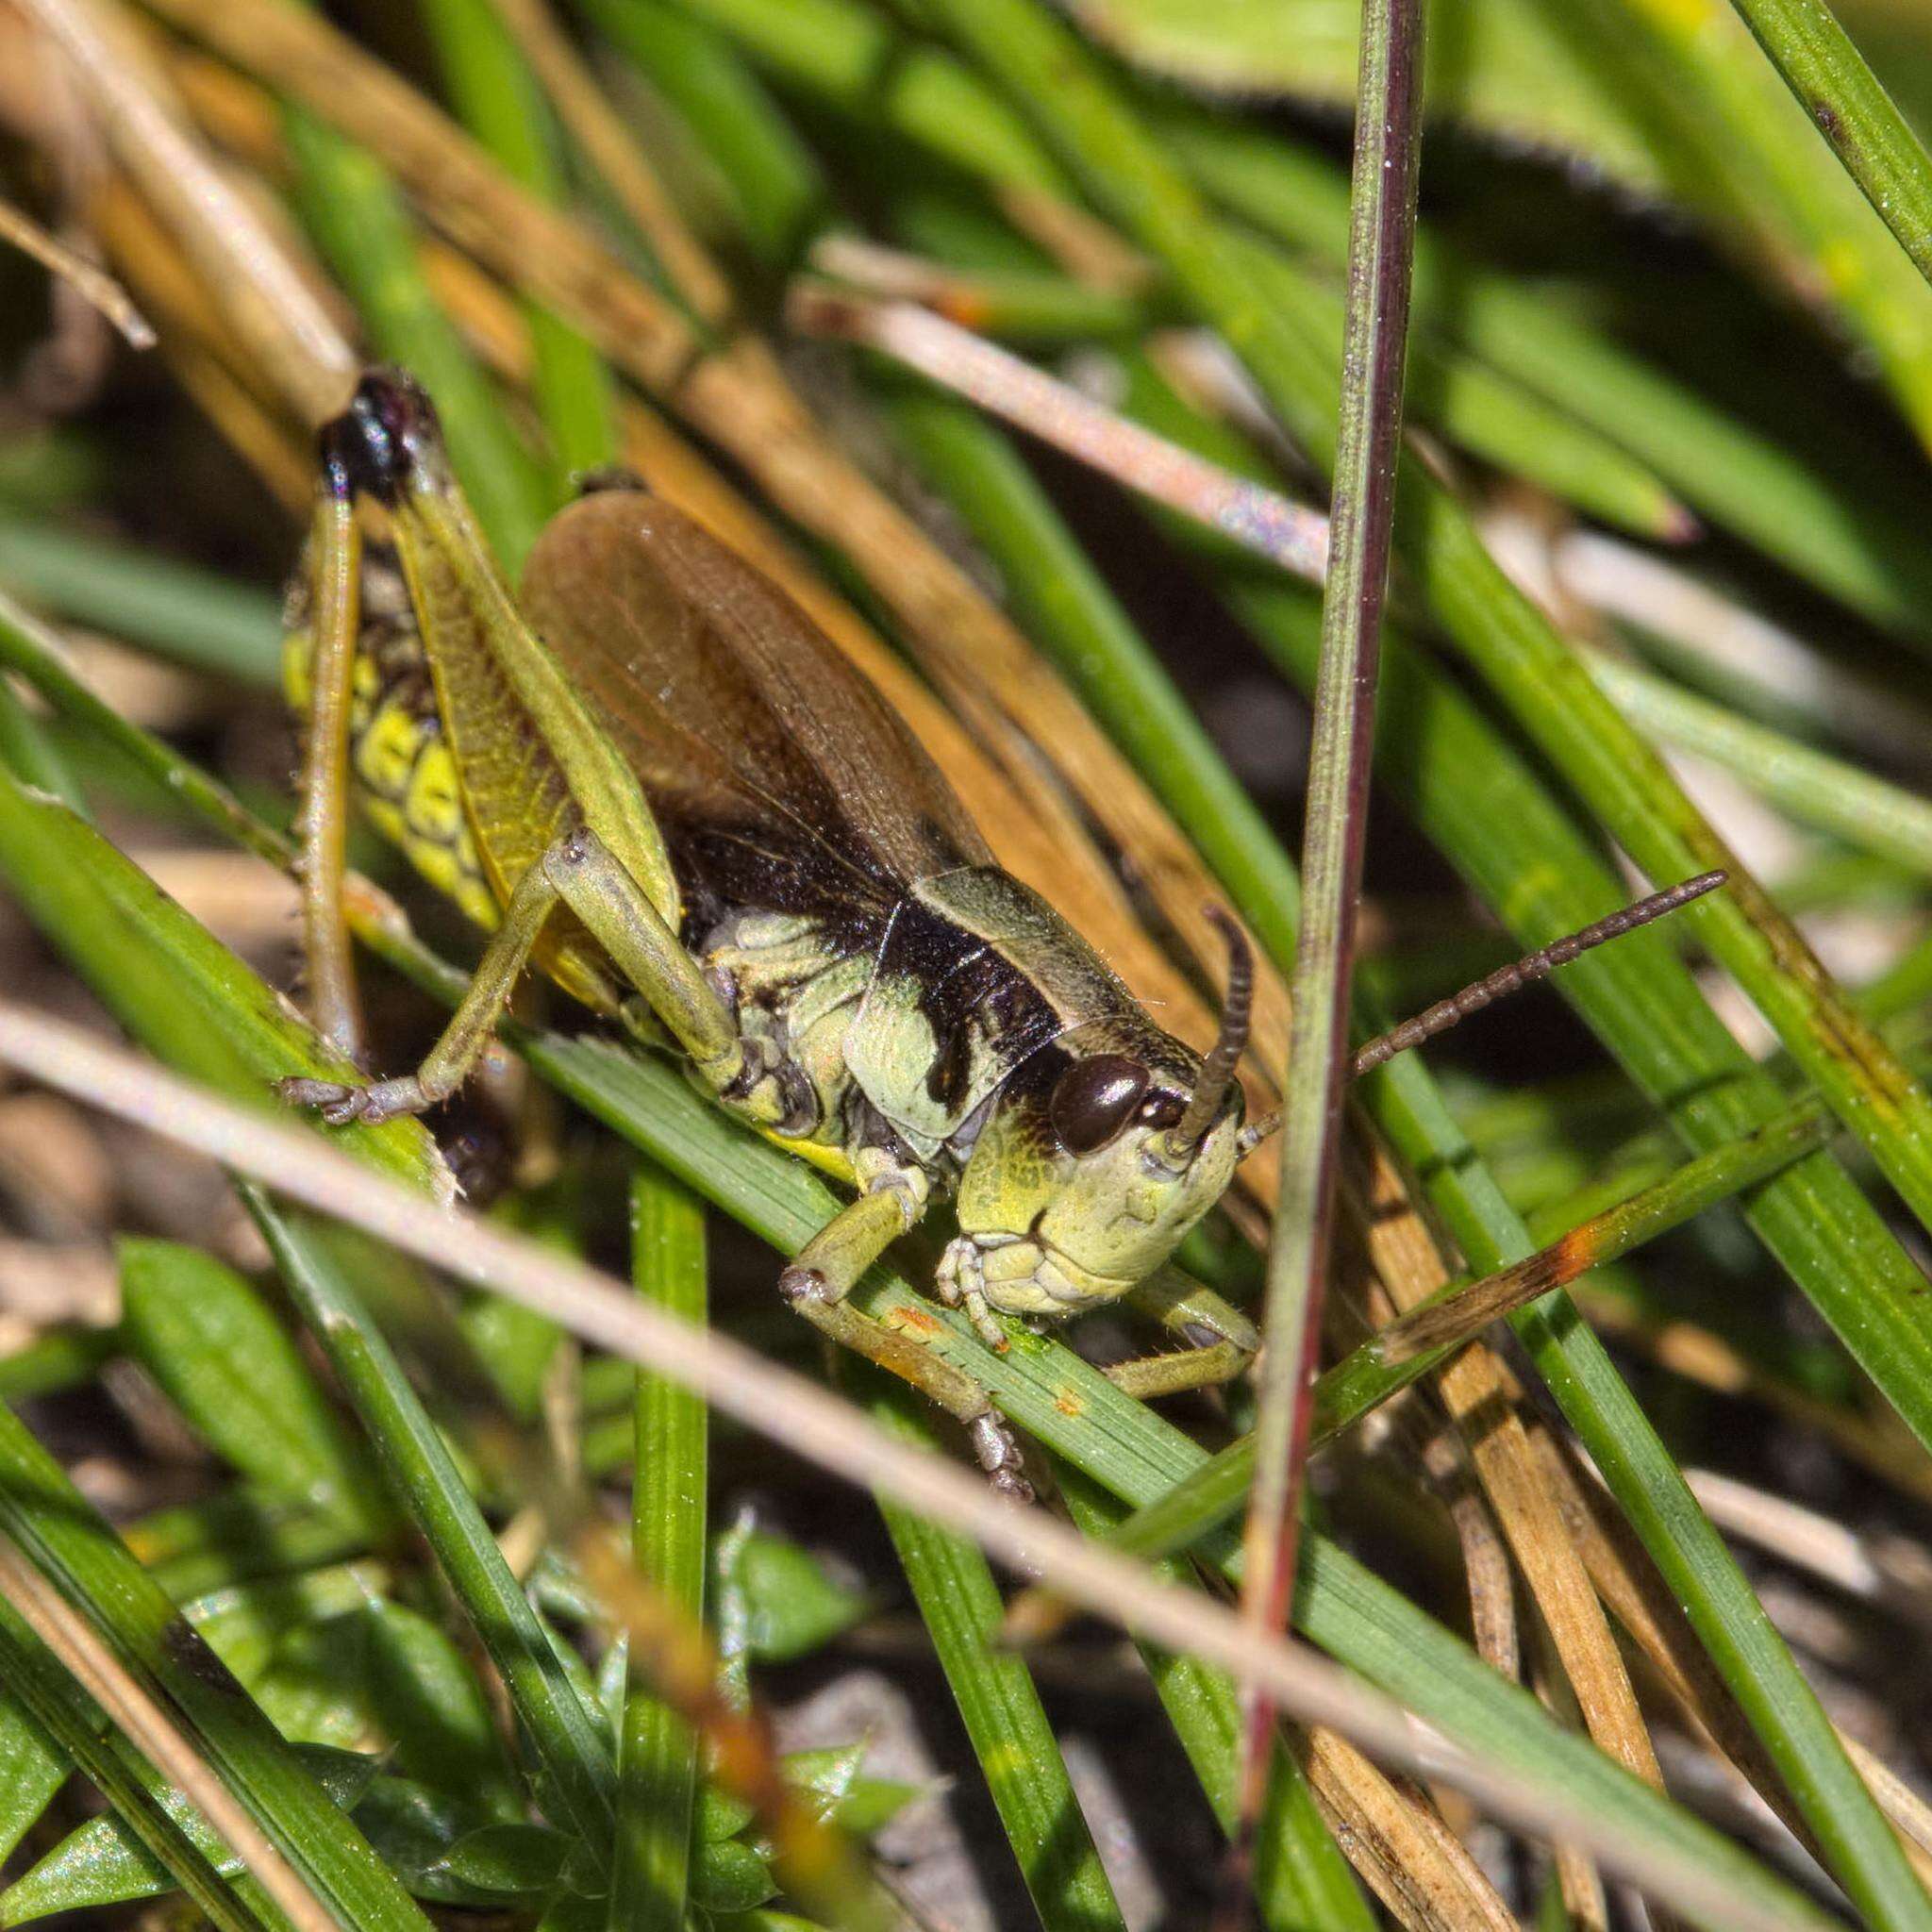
[
  {"x1": 777, "y1": 1261, "x2": 830, "y2": 1307},
  {"x1": 278, "y1": 1074, "x2": 370, "y2": 1125},
  {"x1": 969, "y1": 1412, "x2": 1033, "y2": 1505}
]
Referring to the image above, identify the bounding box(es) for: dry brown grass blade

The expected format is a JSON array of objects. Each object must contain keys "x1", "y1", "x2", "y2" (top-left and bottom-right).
[
  {"x1": 20, "y1": 0, "x2": 352, "y2": 420},
  {"x1": 1302, "y1": 1726, "x2": 1518, "y2": 1932},
  {"x1": 1415, "y1": 1421, "x2": 1520, "y2": 1683},
  {"x1": 1344, "y1": 1126, "x2": 1672, "y2": 1829},
  {"x1": 1524, "y1": 1420, "x2": 1932, "y2": 1887},
  {"x1": 0, "y1": 192, "x2": 154, "y2": 345},
  {"x1": 0, "y1": 1527, "x2": 337, "y2": 1932}
]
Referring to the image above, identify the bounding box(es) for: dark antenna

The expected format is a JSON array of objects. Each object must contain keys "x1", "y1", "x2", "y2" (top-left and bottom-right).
[
  {"x1": 1239, "y1": 871, "x2": 1725, "y2": 1156},
  {"x1": 1165, "y1": 907, "x2": 1255, "y2": 1162}
]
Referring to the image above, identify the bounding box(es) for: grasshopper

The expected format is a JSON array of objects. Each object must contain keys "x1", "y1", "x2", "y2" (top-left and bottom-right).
[{"x1": 281, "y1": 369, "x2": 1720, "y2": 1495}]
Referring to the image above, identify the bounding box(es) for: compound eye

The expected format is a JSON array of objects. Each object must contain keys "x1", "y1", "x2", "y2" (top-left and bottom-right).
[{"x1": 1049, "y1": 1054, "x2": 1151, "y2": 1155}]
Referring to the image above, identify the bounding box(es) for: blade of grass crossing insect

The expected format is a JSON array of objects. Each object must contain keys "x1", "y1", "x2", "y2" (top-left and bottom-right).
[
  {"x1": 1054, "y1": 1461, "x2": 1374, "y2": 1932},
  {"x1": 862, "y1": 1374, "x2": 1128, "y2": 1932},
  {"x1": 416, "y1": 0, "x2": 617, "y2": 479},
  {"x1": 1719, "y1": 0, "x2": 1932, "y2": 292},
  {"x1": 0, "y1": 1400, "x2": 431, "y2": 1932},
  {"x1": 31, "y1": 1007, "x2": 1834, "y2": 1931},
  {"x1": 1242, "y1": 0, "x2": 1422, "y2": 1861},
  {"x1": 1082, "y1": 1080, "x2": 1860, "y2": 1574},
  {"x1": 610, "y1": 1162, "x2": 708, "y2": 1932}
]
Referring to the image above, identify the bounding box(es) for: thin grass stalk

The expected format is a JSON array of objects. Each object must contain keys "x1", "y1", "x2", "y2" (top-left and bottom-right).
[
  {"x1": 1238, "y1": 0, "x2": 1423, "y2": 1855},
  {"x1": 611, "y1": 1164, "x2": 709, "y2": 1932}
]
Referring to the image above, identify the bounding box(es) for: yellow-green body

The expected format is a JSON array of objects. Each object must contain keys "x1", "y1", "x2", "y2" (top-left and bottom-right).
[{"x1": 281, "y1": 371, "x2": 1246, "y2": 1457}]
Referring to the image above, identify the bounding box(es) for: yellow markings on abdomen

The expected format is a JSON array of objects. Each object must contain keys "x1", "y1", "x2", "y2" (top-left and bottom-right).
[{"x1": 284, "y1": 625, "x2": 500, "y2": 932}]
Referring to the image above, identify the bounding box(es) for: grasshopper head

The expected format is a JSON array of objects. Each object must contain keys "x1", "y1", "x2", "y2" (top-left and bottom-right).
[{"x1": 945, "y1": 917, "x2": 1253, "y2": 1321}]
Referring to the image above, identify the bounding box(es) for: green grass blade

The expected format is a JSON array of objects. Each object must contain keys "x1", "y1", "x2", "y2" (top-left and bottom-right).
[
  {"x1": 610, "y1": 1162, "x2": 709, "y2": 1932},
  {"x1": 1247, "y1": 0, "x2": 1422, "y2": 1687},
  {"x1": 0, "y1": 1605, "x2": 262, "y2": 1932},
  {"x1": 1054, "y1": 1463, "x2": 1374, "y2": 1932},
  {"x1": 117, "y1": 1239, "x2": 387, "y2": 1540},
  {"x1": 0, "y1": 517, "x2": 281, "y2": 685},
  {"x1": 865, "y1": 1376, "x2": 1127, "y2": 1932},
  {"x1": 0, "y1": 1402, "x2": 431, "y2": 1932},
  {"x1": 416, "y1": 0, "x2": 617, "y2": 479},
  {"x1": 1585, "y1": 650, "x2": 1932, "y2": 874},
  {"x1": 577, "y1": 0, "x2": 825, "y2": 272},
  {"x1": 1719, "y1": 0, "x2": 1932, "y2": 301},
  {"x1": 0, "y1": 673, "x2": 84, "y2": 813},
  {"x1": 248, "y1": 1203, "x2": 620, "y2": 1864}
]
